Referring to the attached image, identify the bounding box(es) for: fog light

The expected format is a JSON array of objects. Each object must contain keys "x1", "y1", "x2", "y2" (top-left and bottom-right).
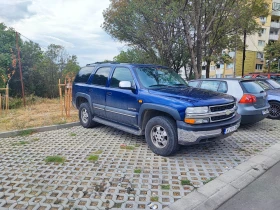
[{"x1": 184, "y1": 118, "x2": 209, "y2": 124}]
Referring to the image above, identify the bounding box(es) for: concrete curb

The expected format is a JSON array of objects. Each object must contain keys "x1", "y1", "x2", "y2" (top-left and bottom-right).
[
  {"x1": 0, "y1": 122, "x2": 80, "y2": 138},
  {"x1": 164, "y1": 142, "x2": 280, "y2": 210}
]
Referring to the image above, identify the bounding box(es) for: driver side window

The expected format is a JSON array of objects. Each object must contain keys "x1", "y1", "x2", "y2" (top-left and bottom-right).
[{"x1": 110, "y1": 67, "x2": 134, "y2": 88}]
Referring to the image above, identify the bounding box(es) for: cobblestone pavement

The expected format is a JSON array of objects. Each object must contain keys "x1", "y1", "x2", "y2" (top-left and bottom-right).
[{"x1": 0, "y1": 119, "x2": 279, "y2": 210}]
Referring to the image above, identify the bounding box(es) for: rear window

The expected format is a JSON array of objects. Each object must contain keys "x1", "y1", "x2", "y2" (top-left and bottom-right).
[
  {"x1": 74, "y1": 67, "x2": 94, "y2": 83},
  {"x1": 241, "y1": 81, "x2": 264, "y2": 93}
]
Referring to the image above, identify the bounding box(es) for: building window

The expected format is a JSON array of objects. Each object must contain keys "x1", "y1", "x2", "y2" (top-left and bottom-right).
[
  {"x1": 256, "y1": 64, "x2": 263, "y2": 70},
  {"x1": 257, "y1": 52, "x2": 264, "y2": 59},
  {"x1": 258, "y1": 40, "x2": 265, "y2": 46},
  {"x1": 260, "y1": 17, "x2": 266, "y2": 24},
  {"x1": 210, "y1": 66, "x2": 215, "y2": 71},
  {"x1": 259, "y1": 28, "x2": 266, "y2": 35},
  {"x1": 272, "y1": 3, "x2": 280, "y2": 11}
]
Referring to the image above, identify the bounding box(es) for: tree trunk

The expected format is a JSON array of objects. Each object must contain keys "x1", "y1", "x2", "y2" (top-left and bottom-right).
[{"x1": 206, "y1": 60, "x2": 211, "y2": 78}]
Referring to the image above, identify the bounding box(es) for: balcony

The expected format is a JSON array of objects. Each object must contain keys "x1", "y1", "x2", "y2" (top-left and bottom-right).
[
  {"x1": 269, "y1": 34, "x2": 279, "y2": 40},
  {"x1": 272, "y1": 10, "x2": 280, "y2": 17},
  {"x1": 271, "y1": 22, "x2": 280, "y2": 28}
]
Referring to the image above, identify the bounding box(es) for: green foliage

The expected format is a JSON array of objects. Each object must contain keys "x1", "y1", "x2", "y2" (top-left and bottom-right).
[
  {"x1": 134, "y1": 169, "x2": 141, "y2": 173},
  {"x1": 12, "y1": 140, "x2": 29, "y2": 146},
  {"x1": 87, "y1": 155, "x2": 99, "y2": 162},
  {"x1": 114, "y1": 48, "x2": 156, "y2": 64},
  {"x1": 181, "y1": 179, "x2": 192, "y2": 186},
  {"x1": 203, "y1": 177, "x2": 216, "y2": 185},
  {"x1": 45, "y1": 155, "x2": 65, "y2": 163},
  {"x1": 264, "y1": 41, "x2": 280, "y2": 72},
  {"x1": 161, "y1": 185, "x2": 170, "y2": 190},
  {"x1": 150, "y1": 196, "x2": 159, "y2": 202},
  {"x1": 18, "y1": 129, "x2": 35, "y2": 136}
]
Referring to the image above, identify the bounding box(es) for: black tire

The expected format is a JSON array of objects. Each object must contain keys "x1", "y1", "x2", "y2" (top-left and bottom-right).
[
  {"x1": 145, "y1": 116, "x2": 178, "y2": 156},
  {"x1": 79, "y1": 103, "x2": 98, "y2": 128},
  {"x1": 268, "y1": 101, "x2": 280, "y2": 119}
]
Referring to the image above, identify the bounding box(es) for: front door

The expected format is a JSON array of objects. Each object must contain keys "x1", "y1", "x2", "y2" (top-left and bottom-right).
[{"x1": 106, "y1": 67, "x2": 139, "y2": 127}]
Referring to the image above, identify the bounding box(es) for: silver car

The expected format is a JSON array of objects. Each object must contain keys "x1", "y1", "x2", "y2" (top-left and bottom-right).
[{"x1": 188, "y1": 79, "x2": 270, "y2": 124}]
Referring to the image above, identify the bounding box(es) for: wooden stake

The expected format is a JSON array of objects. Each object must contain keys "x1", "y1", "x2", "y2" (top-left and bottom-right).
[{"x1": 0, "y1": 93, "x2": 2, "y2": 115}]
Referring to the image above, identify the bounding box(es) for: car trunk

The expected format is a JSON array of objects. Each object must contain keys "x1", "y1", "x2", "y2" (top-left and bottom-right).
[{"x1": 240, "y1": 80, "x2": 267, "y2": 108}]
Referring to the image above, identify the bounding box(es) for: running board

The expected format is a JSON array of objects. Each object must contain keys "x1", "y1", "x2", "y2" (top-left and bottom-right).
[{"x1": 92, "y1": 117, "x2": 144, "y2": 136}]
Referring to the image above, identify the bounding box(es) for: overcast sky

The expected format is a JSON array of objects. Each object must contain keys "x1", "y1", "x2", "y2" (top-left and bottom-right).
[{"x1": 0, "y1": 0, "x2": 125, "y2": 66}]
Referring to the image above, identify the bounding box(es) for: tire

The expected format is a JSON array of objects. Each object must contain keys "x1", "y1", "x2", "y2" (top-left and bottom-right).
[
  {"x1": 268, "y1": 101, "x2": 280, "y2": 119},
  {"x1": 79, "y1": 103, "x2": 98, "y2": 128},
  {"x1": 145, "y1": 116, "x2": 178, "y2": 156}
]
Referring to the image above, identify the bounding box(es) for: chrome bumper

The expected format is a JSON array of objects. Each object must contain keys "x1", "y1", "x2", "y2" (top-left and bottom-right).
[{"x1": 178, "y1": 128, "x2": 223, "y2": 144}]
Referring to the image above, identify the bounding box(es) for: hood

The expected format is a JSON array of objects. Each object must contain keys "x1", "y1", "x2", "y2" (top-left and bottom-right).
[
  {"x1": 148, "y1": 87, "x2": 235, "y2": 106},
  {"x1": 267, "y1": 89, "x2": 280, "y2": 96}
]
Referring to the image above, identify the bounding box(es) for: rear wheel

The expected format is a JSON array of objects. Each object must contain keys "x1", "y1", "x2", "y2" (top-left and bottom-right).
[
  {"x1": 79, "y1": 103, "x2": 98, "y2": 128},
  {"x1": 145, "y1": 116, "x2": 178, "y2": 156},
  {"x1": 268, "y1": 101, "x2": 280, "y2": 119}
]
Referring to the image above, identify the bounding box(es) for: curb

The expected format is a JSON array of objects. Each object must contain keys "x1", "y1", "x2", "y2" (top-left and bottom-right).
[
  {"x1": 164, "y1": 142, "x2": 280, "y2": 210},
  {"x1": 0, "y1": 122, "x2": 80, "y2": 138}
]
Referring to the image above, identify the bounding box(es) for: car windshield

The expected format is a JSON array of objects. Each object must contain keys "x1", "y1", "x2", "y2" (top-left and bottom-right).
[
  {"x1": 134, "y1": 66, "x2": 187, "y2": 88},
  {"x1": 267, "y1": 79, "x2": 280, "y2": 89}
]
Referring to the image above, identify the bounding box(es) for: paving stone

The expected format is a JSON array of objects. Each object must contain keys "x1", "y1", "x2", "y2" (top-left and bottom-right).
[{"x1": 0, "y1": 119, "x2": 280, "y2": 209}]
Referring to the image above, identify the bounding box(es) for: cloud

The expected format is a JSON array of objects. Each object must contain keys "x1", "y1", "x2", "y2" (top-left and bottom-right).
[{"x1": 0, "y1": 0, "x2": 125, "y2": 66}]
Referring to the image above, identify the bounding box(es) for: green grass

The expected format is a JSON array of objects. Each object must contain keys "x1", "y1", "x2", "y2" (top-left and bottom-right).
[
  {"x1": 134, "y1": 169, "x2": 141, "y2": 173},
  {"x1": 94, "y1": 150, "x2": 103, "y2": 154},
  {"x1": 87, "y1": 155, "x2": 99, "y2": 162},
  {"x1": 203, "y1": 177, "x2": 216, "y2": 185},
  {"x1": 45, "y1": 156, "x2": 65, "y2": 163},
  {"x1": 234, "y1": 159, "x2": 241, "y2": 162},
  {"x1": 150, "y1": 196, "x2": 159, "y2": 202},
  {"x1": 161, "y1": 185, "x2": 170, "y2": 190},
  {"x1": 32, "y1": 138, "x2": 40, "y2": 141},
  {"x1": 18, "y1": 129, "x2": 34, "y2": 136},
  {"x1": 12, "y1": 141, "x2": 29, "y2": 146},
  {"x1": 181, "y1": 179, "x2": 192, "y2": 186},
  {"x1": 70, "y1": 133, "x2": 76, "y2": 136},
  {"x1": 254, "y1": 149, "x2": 261, "y2": 152},
  {"x1": 120, "y1": 145, "x2": 135, "y2": 150}
]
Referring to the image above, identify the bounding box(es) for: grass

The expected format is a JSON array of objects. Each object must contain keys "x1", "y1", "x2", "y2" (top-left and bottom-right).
[
  {"x1": 12, "y1": 141, "x2": 29, "y2": 146},
  {"x1": 94, "y1": 150, "x2": 103, "y2": 154},
  {"x1": 87, "y1": 155, "x2": 99, "y2": 162},
  {"x1": 45, "y1": 156, "x2": 65, "y2": 163},
  {"x1": 70, "y1": 133, "x2": 76, "y2": 136},
  {"x1": 32, "y1": 138, "x2": 40, "y2": 141},
  {"x1": 120, "y1": 144, "x2": 135, "y2": 150},
  {"x1": 254, "y1": 149, "x2": 261, "y2": 152},
  {"x1": 150, "y1": 196, "x2": 159, "y2": 202},
  {"x1": 181, "y1": 179, "x2": 192, "y2": 186},
  {"x1": 0, "y1": 97, "x2": 78, "y2": 132},
  {"x1": 203, "y1": 177, "x2": 216, "y2": 185},
  {"x1": 134, "y1": 169, "x2": 141, "y2": 173},
  {"x1": 161, "y1": 185, "x2": 170, "y2": 190},
  {"x1": 18, "y1": 129, "x2": 35, "y2": 136}
]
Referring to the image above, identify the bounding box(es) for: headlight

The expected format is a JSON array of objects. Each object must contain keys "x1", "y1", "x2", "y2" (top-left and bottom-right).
[{"x1": 186, "y1": 106, "x2": 209, "y2": 114}]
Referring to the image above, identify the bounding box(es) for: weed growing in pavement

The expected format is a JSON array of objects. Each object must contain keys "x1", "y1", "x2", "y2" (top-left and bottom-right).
[
  {"x1": 94, "y1": 150, "x2": 103, "y2": 154},
  {"x1": 70, "y1": 133, "x2": 76, "y2": 136},
  {"x1": 120, "y1": 144, "x2": 135, "y2": 150},
  {"x1": 161, "y1": 185, "x2": 170, "y2": 190},
  {"x1": 18, "y1": 129, "x2": 35, "y2": 136},
  {"x1": 203, "y1": 177, "x2": 216, "y2": 185},
  {"x1": 32, "y1": 138, "x2": 40, "y2": 141},
  {"x1": 45, "y1": 156, "x2": 65, "y2": 163},
  {"x1": 150, "y1": 196, "x2": 159, "y2": 202},
  {"x1": 12, "y1": 141, "x2": 29, "y2": 146},
  {"x1": 181, "y1": 179, "x2": 192, "y2": 186},
  {"x1": 134, "y1": 169, "x2": 141, "y2": 173},
  {"x1": 254, "y1": 149, "x2": 261, "y2": 152},
  {"x1": 234, "y1": 159, "x2": 241, "y2": 162},
  {"x1": 87, "y1": 155, "x2": 99, "y2": 162}
]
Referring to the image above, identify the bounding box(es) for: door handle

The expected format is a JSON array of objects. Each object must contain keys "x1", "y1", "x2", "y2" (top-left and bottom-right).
[{"x1": 107, "y1": 92, "x2": 112, "y2": 96}]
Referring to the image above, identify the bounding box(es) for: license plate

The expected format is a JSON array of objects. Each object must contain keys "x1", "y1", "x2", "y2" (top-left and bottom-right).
[
  {"x1": 223, "y1": 123, "x2": 239, "y2": 134},
  {"x1": 262, "y1": 109, "x2": 269, "y2": 115}
]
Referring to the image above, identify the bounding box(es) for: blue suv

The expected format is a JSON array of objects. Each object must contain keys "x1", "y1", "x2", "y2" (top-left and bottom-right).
[{"x1": 72, "y1": 62, "x2": 241, "y2": 156}]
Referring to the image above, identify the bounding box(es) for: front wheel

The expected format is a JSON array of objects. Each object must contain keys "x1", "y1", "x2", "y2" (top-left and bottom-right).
[
  {"x1": 268, "y1": 101, "x2": 280, "y2": 119},
  {"x1": 145, "y1": 116, "x2": 178, "y2": 156},
  {"x1": 79, "y1": 103, "x2": 98, "y2": 128}
]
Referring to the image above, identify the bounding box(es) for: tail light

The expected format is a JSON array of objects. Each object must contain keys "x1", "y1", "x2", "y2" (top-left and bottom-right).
[{"x1": 239, "y1": 94, "x2": 257, "y2": 104}]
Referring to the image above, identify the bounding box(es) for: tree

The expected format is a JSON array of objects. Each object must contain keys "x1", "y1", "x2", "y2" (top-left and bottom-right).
[
  {"x1": 113, "y1": 48, "x2": 156, "y2": 64},
  {"x1": 264, "y1": 41, "x2": 280, "y2": 73},
  {"x1": 62, "y1": 55, "x2": 80, "y2": 81}
]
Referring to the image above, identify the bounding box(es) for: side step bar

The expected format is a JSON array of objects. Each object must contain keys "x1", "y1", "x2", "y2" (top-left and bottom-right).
[{"x1": 92, "y1": 117, "x2": 144, "y2": 136}]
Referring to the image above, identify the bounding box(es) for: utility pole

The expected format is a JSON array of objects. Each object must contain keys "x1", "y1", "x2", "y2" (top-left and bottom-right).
[
  {"x1": 16, "y1": 32, "x2": 26, "y2": 106},
  {"x1": 242, "y1": 30, "x2": 246, "y2": 77}
]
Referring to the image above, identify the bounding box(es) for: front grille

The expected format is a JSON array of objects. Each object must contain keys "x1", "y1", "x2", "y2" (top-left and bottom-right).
[
  {"x1": 211, "y1": 113, "x2": 234, "y2": 122},
  {"x1": 210, "y1": 103, "x2": 235, "y2": 112}
]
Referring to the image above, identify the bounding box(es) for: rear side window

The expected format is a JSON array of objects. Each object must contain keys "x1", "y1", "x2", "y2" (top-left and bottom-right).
[
  {"x1": 188, "y1": 81, "x2": 200, "y2": 87},
  {"x1": 200, "y1": 81, "x2": 220, "y2": 92},
  {"x1": 241, "y1": 81, "x2": 264, "y2": 93},
  {"x1": 256, "y1": 80, "x2": 271, "y2": 90},
  {"x1": 92, "y1": 67, "x2": 111, "y2": 86},
  {"x1": 74, "y1": 67, "x2": 94, "y2": 83}
]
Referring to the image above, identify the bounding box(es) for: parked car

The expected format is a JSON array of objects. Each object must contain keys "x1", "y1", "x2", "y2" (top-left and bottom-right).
[
  {"x1": 243, "y1": 73, "x2": 280, "y2": 83},
  {"x1": 188, "y1": 79, "x2": 270, "y2": 124},
  {"x1": 72, "y1": 62, "x2": 241, "y2": 156},
  {"x1": 252, "y1": 78, "x2": 280, "y2": 119}
]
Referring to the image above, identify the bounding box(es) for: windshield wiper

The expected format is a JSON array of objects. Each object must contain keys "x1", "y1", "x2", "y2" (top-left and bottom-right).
[
  {"x1": 171, "y1": 83, "x2": 187, "y2": 86},
  {"x1": 149, "y1": 84, "x2": 168, "y2": 87}
]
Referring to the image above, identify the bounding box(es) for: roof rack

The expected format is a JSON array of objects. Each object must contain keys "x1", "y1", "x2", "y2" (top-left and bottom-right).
[{"x1": 86, "y1": 61, "x2": 120, "y2": 66}]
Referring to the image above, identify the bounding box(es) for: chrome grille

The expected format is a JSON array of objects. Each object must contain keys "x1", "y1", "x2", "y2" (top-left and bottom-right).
[
  {"x1": 209, "y1": 102, "x2": 236, "y2": 122},
  {"x1": 210, "y1": 103, "x2": 235, "y2": 112}
]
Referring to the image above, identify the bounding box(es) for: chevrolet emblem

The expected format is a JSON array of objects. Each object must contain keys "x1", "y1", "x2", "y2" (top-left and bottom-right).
[{"x1": 225, "y1": 110, "x2": 232, "y2": 115}]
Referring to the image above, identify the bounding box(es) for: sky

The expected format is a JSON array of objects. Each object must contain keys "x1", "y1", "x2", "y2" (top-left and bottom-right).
[{"x1": 0, "y1": 0, "x2": 126, "y2": 66}]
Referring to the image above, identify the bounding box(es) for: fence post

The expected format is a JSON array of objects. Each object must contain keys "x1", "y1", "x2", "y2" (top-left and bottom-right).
[{"x1": 0, "y1": 93, "x2": 2, "y2": 115}]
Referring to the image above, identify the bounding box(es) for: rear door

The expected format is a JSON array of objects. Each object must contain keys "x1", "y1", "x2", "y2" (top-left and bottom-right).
[{"x1": 240, "y1": 81, "x2": 267, "y2": 108}]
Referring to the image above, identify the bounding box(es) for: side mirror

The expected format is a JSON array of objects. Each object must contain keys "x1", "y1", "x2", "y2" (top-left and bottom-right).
[{"x1": 119, "y1": 81, "x2": 136, "y2": 90}]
